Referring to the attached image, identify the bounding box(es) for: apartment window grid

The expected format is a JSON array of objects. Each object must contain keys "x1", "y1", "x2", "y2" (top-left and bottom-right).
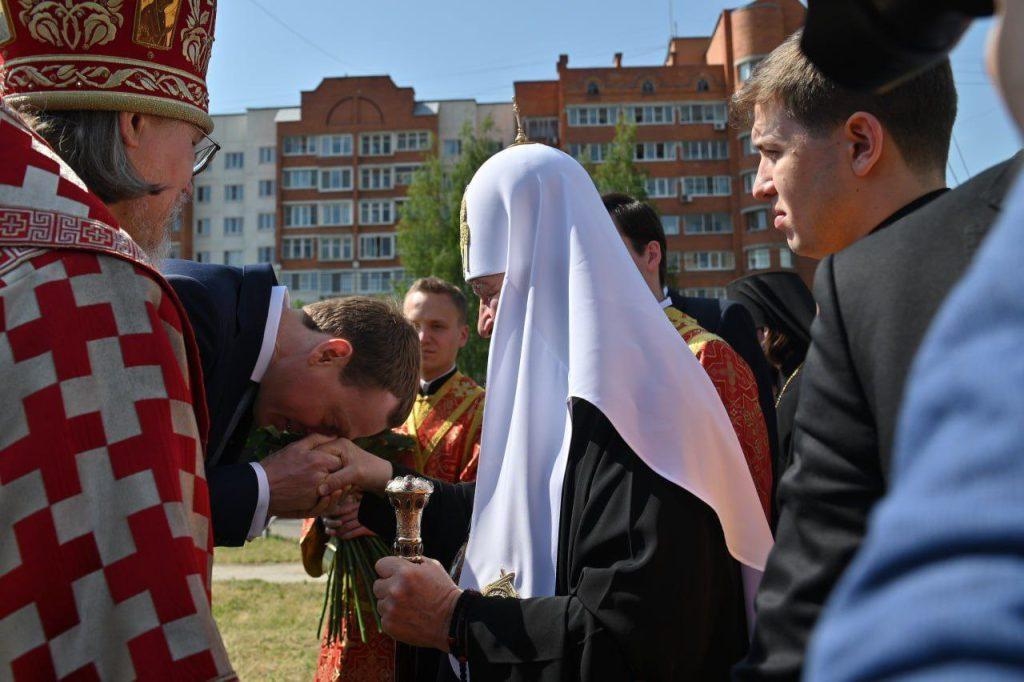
[
  {"x1": 626, "y1": 104, "x2": 674, "y2": 125},
  {"x1": 257, "y1": 246, "x2": 275, "y2": 264},
  {"x1": 745, "y1": 207, "x2": 770, "y2": 232},
  {"x1": 224, "y1": 152, "x2": 244, "y2": 170},
  {"x1": 738, "y1": 57, "x2": 766, "y2": 83},
  {"x1": 320, "y1": 271, "x2": 356, "y2": 295},
  {"x1": 680, "y1": 140, "x2": 729, "y2": 161},
  {"x1": 442, "y1": 139, "x2": 462, "y2": 157},
  {"x1": 666, "y1": 251, "x2": 682, "y2": 273},
  {"x1": 394, "y1": 198, "x2": 408, "y2": 220},
  {"x1": 359, "y1": 233, "x2": 396, "y2": 260},
  {"x1": 740, "y1": 134, "x2": 755, "y2": 156},
  {"x1": 682, "y1": 176, "x2": 732, "y2": 197},
  {"x1": 567, "y1": 105, "x2": 626, "y2": 127},
  {"x1": 195, "y1": 185, "x2": 211, "y2": 203},
  {"x1": 683, "y1": 286, "x2": 727, "y2": 299},
  {"x1": 320, "y1": 236, "x2": 353, "y2": 261},
  {"x1": 282, "y1": 237, "x2": 315, "y2": 260},
  {"x1": 258, "y1": 179, "x2": 275, "y2": 197},
  {"x1": 747, "y1": 246, "x2": 772, "y2": 270},
  {"x1": 320, "y1": 167, "x2": 353, "y2": 192},
  {"x1": 224, "y1": 250, "x2": 243, "y2": 266},
  {"x1": 282, "y1": 168, "x2": 318, "y2": 190},
  {"x1": 395, "y1": 131, "x2": 430, "y2": 152},
  {"x1": 283, "y1": 272, "x2": 317, "y2": 292},
  {"x1": 320, "y1": 134, "x2": 353, "y2": 157},
  {"x1": 634, "y1": 142, "x2": 676, "y2": 162},
  {"x1": 360, "y1": 133, "x2": 393, "y2": 156},
  {"x1": 195, "y1": 251, "x2": 210, "y2": 263},
  {"x1": 683, "y1": 213, "x2": 733, "y2": 235},
  {"x1": 283, "y1": 135, "x2": 318, "y2": 156},
  {"x1": 567, "y1": 143, "x2": 609, "y2": 164},
  {"x1": 678, "y1": 103, "x2": 728, "y2": 124},
  {"x1": 258, "y1": 146, "x2": 275, "y2": 164},
  {"x1": 257, "y1": 213, "x2": 275, "y2": 231},
  {"x1": 360, "y1": 166, "x2": 394, "y2": 191},
  {"x1": 661, "y1": 215, "x2": 680, "y2": 236},
  {"x1": 394, "y1": 165, "x2": 421, "y2": 186},
  {"x1": 780, "y1": 247, "x2": 794, "y2": 268},
  {"x1": 742, "y1": 171, "x2": 757, "y2": 194},
  {"x1": 525, "y1": 118, "x2": 559, "y2": 141},
  {"x1": 195, "y1": 218, "x2": 210, "y2": 236},
  {"x1": 283, "y1": 203, "x2": 317, "y2": 228},
  {"x1": 359, "y1": 269, "x2": 402, "y2": 294},
  {"x1": 684, "y1": 250, "x2": 735, "y2": 271},
  {"x1": 223, "y1": 217, "x2": 243, "y2": 236},
  {"x1": 320, "y1": 201, "x2": 353, "y2": 226},
  {"x1": 645, "y1": 177, "x2": 677, "y2": 198},
  {"x1": 359, "y1": 200, "x2": 393, "y2": 225},
  {"x1": 224, "y1": 184, "x2": 244, "y2": 201}
]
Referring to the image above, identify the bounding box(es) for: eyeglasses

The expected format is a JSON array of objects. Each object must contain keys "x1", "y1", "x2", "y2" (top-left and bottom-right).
[{"x1": 193, "y1": 131, "x2": 220, "y2": 176}]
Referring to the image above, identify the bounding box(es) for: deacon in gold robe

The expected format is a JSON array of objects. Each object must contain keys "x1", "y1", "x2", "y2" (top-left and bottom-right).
[{"x1": 302, "y1": 276, "x2": 484, "y2": 681}]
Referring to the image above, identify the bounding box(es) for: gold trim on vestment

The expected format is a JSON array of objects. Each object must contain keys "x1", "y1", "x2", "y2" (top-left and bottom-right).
[
  {"x1": 406, "y1": 371, "x2": 482, "y2": 472},
  {"x1": 3, "y1": 53, "x2": 209, "y2": 83},
  {"x1": 3, "y1": 90, "x2": 212, "y2": 132}
]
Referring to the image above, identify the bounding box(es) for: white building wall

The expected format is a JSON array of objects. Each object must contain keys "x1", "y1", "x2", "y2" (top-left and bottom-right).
[{"x1": 435, "y1": 100, "x2": 514, "y2": 156}]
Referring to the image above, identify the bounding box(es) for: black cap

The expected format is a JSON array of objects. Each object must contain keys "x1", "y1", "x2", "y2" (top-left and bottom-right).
[{"x1": 802, "y1": 0, "x2": 994, "y2": 92}]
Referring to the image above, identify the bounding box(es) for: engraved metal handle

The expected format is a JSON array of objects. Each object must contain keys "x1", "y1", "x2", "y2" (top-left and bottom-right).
[{"x1": 385, "y1": 475, "x2": 434, "y2": 563}]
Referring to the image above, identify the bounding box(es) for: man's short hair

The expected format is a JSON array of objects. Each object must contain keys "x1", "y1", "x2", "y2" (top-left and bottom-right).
[
  {"x1": 730, "y1": 30, "x2": 957, "y2": 177},
  {"x1": 407, "y1": 276, "x2": 469, "y2": 325},
  {"x1": 303, "y1": 296, "x2": 420, "y2": 430},
  {"x1": 22, "y1": 109, "x2": 162, "y2": 203},
  {"x1": 602, "y1": 193, "x2": 668, "y2": 289}
]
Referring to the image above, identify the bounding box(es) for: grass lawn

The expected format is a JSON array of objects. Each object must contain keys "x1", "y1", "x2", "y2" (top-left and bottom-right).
[
  {"x1": 213, "y1": 580, "x2": 324, "y2": 680},
  {"x1": 216, "y1": 534, "x2": 302, "y2": 565}
]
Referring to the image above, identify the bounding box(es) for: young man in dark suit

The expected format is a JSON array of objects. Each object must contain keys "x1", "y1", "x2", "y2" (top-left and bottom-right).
[
  {"x1": 730, "y1": 30, "x2": 1021, "y2": 681},
  {"x1": 163, "y1": 260, "x2": 420, "y2": 546}
]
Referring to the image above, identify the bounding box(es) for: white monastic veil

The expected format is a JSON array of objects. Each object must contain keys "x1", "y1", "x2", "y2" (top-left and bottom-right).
[{"x1": 458, "y1": 143, "x2": 773, "y2": 656}]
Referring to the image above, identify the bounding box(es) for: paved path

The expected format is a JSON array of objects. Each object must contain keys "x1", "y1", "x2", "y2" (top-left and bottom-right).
[
  {"x1": 213, "y1": 562, "x2": 325, "y2": 584},
  {"x1": 266, "y1": 517, "x2": 302, "y2": 540}
]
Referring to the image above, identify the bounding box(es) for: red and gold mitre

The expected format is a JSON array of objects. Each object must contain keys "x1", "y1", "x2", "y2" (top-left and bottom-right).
[{"x1": 0, "y1": 0, "x2": 217, "y2": 132}]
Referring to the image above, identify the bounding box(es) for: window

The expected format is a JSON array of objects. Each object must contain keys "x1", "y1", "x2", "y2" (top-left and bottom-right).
[
  {"x1": 282, "y1": 168, "x2": 317, "y2": 189},
  {"x1": 257, "y1": 246, "x2": 275, "y2": 263},
  {"x1": 224, "y1": 250, "x2": 243, "y2": 266},
  {"x1": 394, "y1": 165, "x2": 421, "y2": 186},
  {"x1": 283, "y1": 272, "x2": 317, "y2": 292},
  {"x1": 195, "y1": 185, "x2": 211, "y2": 203},
  {"x1": 586, "y1": 81, "x2": 600, "y2": 95},
  {"x1": 283, "y1": 135, "x2": 317, "y2": 156},
  {"x1": 525, "y1": 118, "x2": 559, "y2": 142},
  {"x1": 641, "y1": 80, "x2": 655, "y2": 94},
  {"x1": 282, "y1": 237, "x2": 315, "y2": 260},
  {"x1": 319, "y1": 167, "x2": 353, "y2": 191},
  {"x1": 195, "y1": 251, "x2": 210, "y2": 263},
  {"x1": 359, "y1": 269, "x2": 402, "y2": 294},
  {"x1": 678, "y1": 103, "x2": 727, "y2": 124},
  {"x1": 394, "y1": 198, "x2": 408, "y2": 220},
  {"x1": 780, "y1": 248, "x2": 794, "y2": 269},
  {"x1": 224, "y1": 184, "x2": 243, "y2": 201},
  {"x1": 259, "y1": 146, "x2": 275, "y2": 164},
  {"x1": 748, "y1": 247, "x2": 772, "y2": 270},
  {"x1": 223, "y1": 217, "x2": 243, "y2": 235},
  {"x1": 679, "y1": 140, "x2": 729, "y2": 160},
  {"x1": 396, "y1": 131, "x2": 430, "y2": 152},
  {"x1": 195, "y1": 218, "x2": 210, "y2": 236},
  {"x1": 645, "y1": 177, "x2": 677, "y2": 198},
  {"x1": 442, "y1": 139, "x2": 462, "y2": 157},
  {"x1": 661, "y1": 216, "x2": 680, "y2": 236},
  {"x1": 360, "y1": 166, "x2": 393, "y2": 190},
  {"x1": 257, "y1": 212, "x2": 275, "y2": 231},
  {"x1": 320, "y1": 134, "x2": 353, "y2": 157},
  {"x1": 627, "y1": 105, "x2": 673, "y2": 125},
  {"x1": 738, "y1": 57, "x2": 765, "y2": 83},
  {"x1": 683, "y1": 286, "x2": 727, "y2": 298},
  {"x1": 740, "y1": 134, "x2": 755, "y2": 156},
  {"x1": 320, "y1": 271, "x2": 355, "y2": 295},
  {"x1": 666, "y1": 251, "x2": 682, "y2": 273},
  {"x1": 320, "y1": 236, "x2": 353, "y2": 261},
  {"x1": 634, "y1": 142, "x2": 676, "y2": 162},
  {"x1": 743, "y1": 171, "x2": 757, "y2": 194},
  {"x1": 360, "y1": 133, "x2": 393, "y2": 156},
  {"x1": 283, "y1": 203, "x2": 317, "y2": 228},
  {"x1": 566, "y1": 105, "x2": 620, "y2": 127},
  {"x1": 684, "y1": 251, "x2": 735, "y2": 271},
  {"x1": 696, "y1": 78, "x2": 710, "y2": 92},
  {"x1": 224, "y1": 152, "x2": 244, "y2": 170},
  {"x1": 567, "y1": 143, "x2": 609, "y2": 164},
  {"x1": 359, "y1": 233, "x2": 396, "y2": 260},
  {"x1": 258, "y1": 179, "x2": 275, "y2": 197},
  {"x1": 320, "y1": 201, "x2": 353, "y2": 226},
  {"x1": 359, "y1": 200, "x2": 393, "y2": 225},
  {"x1": 745, "y1": 208, "x2": 770, "y2": 232},
  {"x1": 683, "y1": 213, "x2": 733, "y2": 235},
  {"x1": 682, "y1": 176, "x2": 732, "y2": 197}
]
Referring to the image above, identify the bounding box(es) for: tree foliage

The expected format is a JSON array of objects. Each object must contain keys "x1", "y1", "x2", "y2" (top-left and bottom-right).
[
  {"x1": 590, "y1": 117, "x2": 648, "y2": 200},
  {"x1": 396, "y1": 117, "x2": 501, "y2": 382}
]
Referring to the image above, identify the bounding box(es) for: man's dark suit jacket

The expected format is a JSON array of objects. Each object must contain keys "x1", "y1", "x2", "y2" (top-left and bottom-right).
[
  {"x1": 163, "y1": 259, "x2": 277, "y2": 547},
  {"x1": 670, "y1": 293, "x2": 780, "y2": 485},
  {"x1": 735, "y1": 152, "x2": 1023, "y2": 681}
]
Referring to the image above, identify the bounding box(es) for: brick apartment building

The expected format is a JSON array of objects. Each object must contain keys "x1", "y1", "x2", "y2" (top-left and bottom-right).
[{"x1": 516, "y1": 0, "x2": 814, "y2": 296}]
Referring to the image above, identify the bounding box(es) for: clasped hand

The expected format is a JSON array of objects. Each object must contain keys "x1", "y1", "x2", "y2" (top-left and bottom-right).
[{"x1": 373, "y1": 556, "x2": 462, "y2": 651}]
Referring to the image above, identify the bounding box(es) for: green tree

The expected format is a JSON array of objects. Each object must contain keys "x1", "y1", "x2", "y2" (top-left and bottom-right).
[
  {"x1": 396, "y1": 117, "x2": 501, "y2": 383},
  {"x1": 591, "y1": 117, "x2": 648, "y2": 200}
]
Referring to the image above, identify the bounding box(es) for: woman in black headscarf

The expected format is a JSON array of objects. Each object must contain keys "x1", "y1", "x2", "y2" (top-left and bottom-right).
[{"x1": 727, "y1": 272, "x2": 815, "y2": 522}]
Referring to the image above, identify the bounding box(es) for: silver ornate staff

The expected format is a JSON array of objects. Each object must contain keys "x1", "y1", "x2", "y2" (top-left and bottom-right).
[{"x1": 385, "y1": 475, "x2": 434, "y2": 563}]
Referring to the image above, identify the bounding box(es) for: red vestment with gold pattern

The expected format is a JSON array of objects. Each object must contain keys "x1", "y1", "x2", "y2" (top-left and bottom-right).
[
  {"x1": 304, "y1": 370, "x2": 484, "y2": 681},
  {"x1": 0, "y1": 103, "x2": 232, "y2": 678},
  {"x1": 665, "y1": 306, "x2": 773, "y2": 521}
]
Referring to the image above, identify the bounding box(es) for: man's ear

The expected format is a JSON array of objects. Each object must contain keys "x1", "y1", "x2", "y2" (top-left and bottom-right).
[
  {"x1": 308, "y1": 338, "x2": 353, "y2": 367},
  {"x1": 845, "y1": 111, "x2": 885, "y2": 178},
  {"x1": 647, "y1": 241, "x2": 663, "y2": 274},
  {"x1": 118, "y1": 111, "x2": 146, "y2": 150},
  {"x1": 457, "y1": 324, "x2": 469, "y2": 348}
]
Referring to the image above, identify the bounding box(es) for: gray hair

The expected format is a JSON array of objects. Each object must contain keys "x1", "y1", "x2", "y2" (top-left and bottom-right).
[{"x1": 25, "y1": 110, "x2": 162, "y2": 204}]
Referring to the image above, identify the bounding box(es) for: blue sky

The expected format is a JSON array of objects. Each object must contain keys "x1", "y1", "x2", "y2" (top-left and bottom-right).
[{"x1": 207, "y1": 0, "x2": 1020, "y2": 186}]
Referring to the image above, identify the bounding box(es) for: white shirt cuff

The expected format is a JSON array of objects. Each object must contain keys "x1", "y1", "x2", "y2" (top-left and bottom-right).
[{"x1": 247, "y1": 462, "x2": 271, "y2": 540}]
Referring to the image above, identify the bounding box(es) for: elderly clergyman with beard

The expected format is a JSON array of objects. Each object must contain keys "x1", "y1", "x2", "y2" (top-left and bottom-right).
[{"x1": 0, "y1": 2, "x2": 244, "y2": 677}]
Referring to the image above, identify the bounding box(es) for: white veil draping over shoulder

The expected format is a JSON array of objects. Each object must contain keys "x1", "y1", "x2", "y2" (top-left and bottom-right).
[{"x1": 458, "y1": 142, "x2": 773, "y2": 617}]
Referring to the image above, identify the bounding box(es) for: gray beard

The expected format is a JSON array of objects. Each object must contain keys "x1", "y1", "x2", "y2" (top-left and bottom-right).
[{"x1": 123, "y1": 193, "x2": 185, "y2": 264}]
